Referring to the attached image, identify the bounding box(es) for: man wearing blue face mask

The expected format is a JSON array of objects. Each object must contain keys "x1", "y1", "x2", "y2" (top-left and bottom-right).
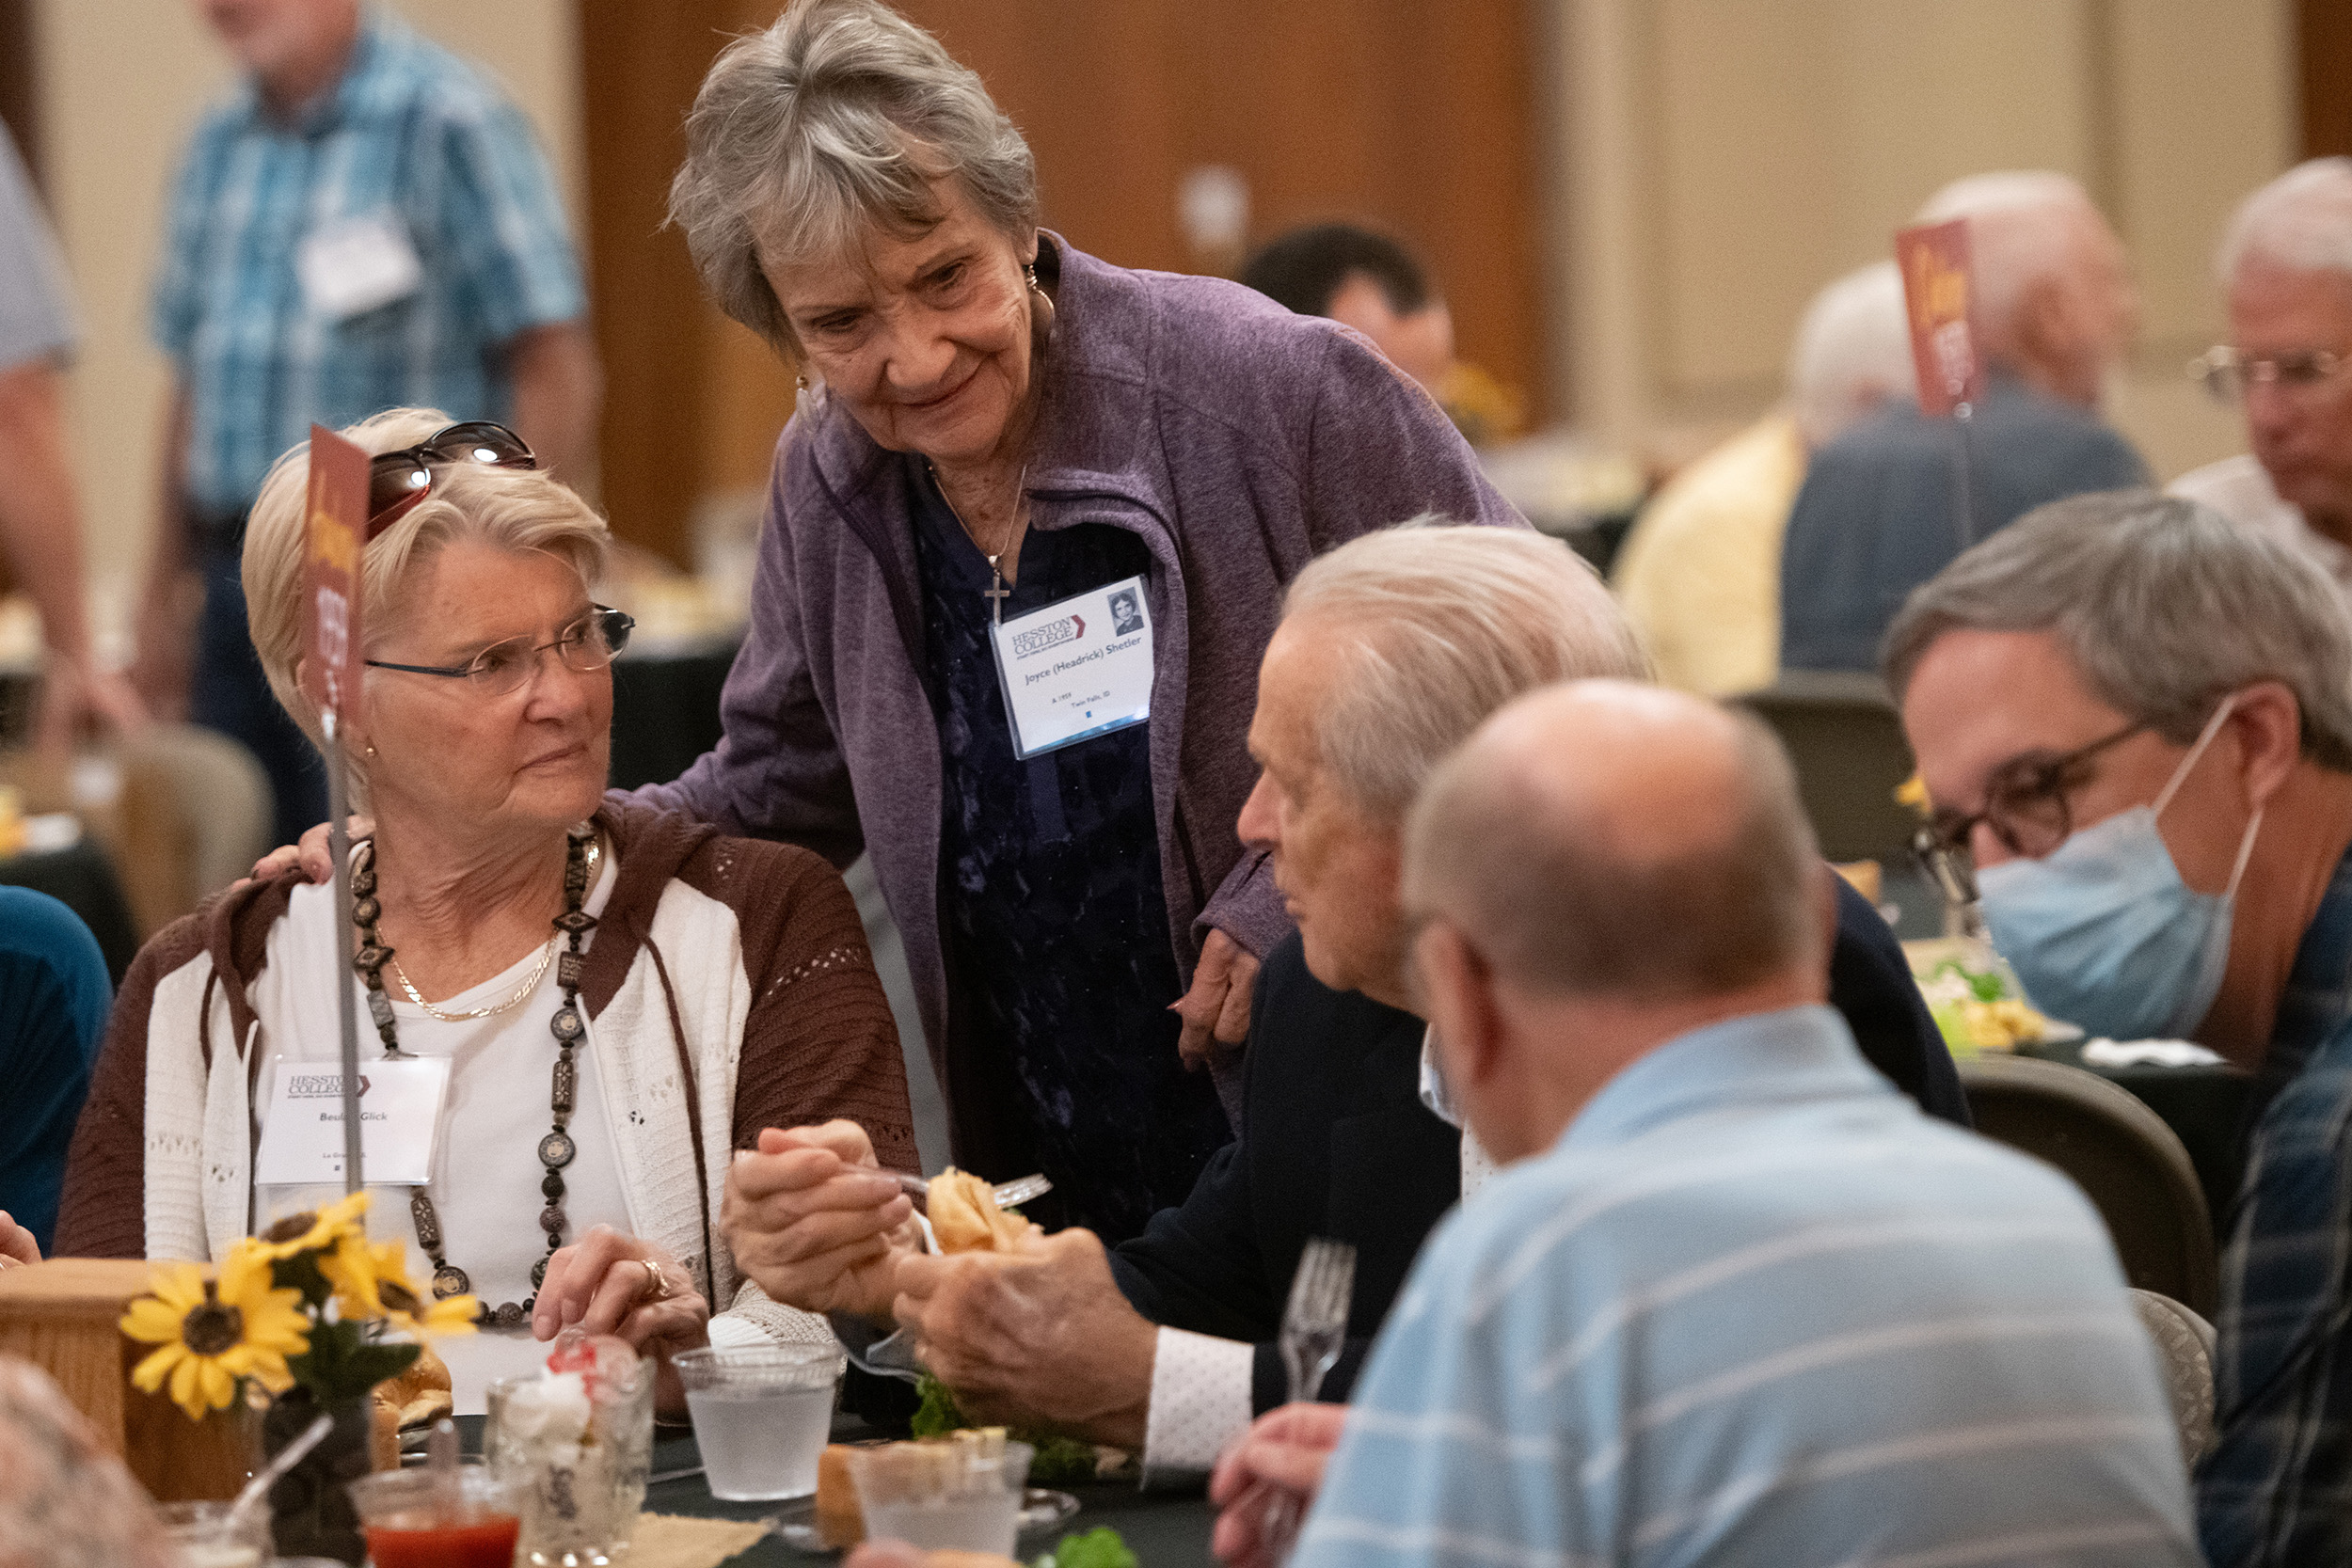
[{"x1": 1886, "y1": 489, "x2": 2352, "y2": 1568}]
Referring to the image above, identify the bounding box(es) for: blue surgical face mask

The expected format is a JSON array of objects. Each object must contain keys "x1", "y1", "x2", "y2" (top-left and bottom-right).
[{"x1": 1976, "y1": 696, "x2": 2262, "y2": 1042}]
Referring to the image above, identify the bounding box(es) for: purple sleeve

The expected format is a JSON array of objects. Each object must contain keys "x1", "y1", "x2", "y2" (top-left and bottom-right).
[
  {"x1": 1300, "y1": 326, "x2": 1528, "y2": 550},
  {"x1": 1196, "y1": 328, "x2": 1526, "y2": 958},
  {"x1": 626, "y1": 455, "x2": 865, "y2": 866}
]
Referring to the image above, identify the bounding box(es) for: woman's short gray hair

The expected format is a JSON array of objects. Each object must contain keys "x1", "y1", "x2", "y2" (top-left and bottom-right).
[
  {"x1": 668, "y1": 0, "x2": 1040, "y2": 356},
  {"x1": 242, "y1": 408, "x2": 611, "y2": 807},
  {"x1": 1883, "y1": 489, "x2": 2352, "y2": 771},
  {"x1": 1282, "y1": 520, "x2": 1651, "y2": 821}
]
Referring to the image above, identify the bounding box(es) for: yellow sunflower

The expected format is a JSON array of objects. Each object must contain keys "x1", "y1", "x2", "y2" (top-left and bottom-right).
[
  {"x1": 121, "y1": 1249, "x2": 310, "y2": 1422},
  {"x1": 249, "y1": 1191, "x2": 371, "y2": 1262},
  {"x1": 317, "y1": 1232, "x2": 405, "y2": 1320},
  {"x1": 384, "y1": 1280, "x2": 482, "y2": 1338}
]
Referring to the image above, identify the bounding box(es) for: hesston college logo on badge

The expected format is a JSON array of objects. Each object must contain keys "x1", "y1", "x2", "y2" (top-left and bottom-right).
[
  {"x1": 286, "y1": 1072, "x2": 372, "y2": 1099},
  {"x1": 1010, "y1": 613, "x2": 1085, "y2": 660}
]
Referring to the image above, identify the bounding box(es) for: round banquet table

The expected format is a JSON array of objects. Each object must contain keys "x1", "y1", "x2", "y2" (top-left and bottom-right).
[{"x1": 457, "y1": 1414, "x2": 1216, "y2": 1565}]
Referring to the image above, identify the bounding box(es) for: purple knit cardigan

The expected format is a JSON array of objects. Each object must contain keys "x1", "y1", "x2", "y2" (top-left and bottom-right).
[{"x1": 635, "y1": 235, "x2": 1521, "y2": 1148}]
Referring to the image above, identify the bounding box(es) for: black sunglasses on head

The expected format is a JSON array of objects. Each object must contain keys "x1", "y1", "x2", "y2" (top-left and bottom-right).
[{"x1": 365, "y1": 421, "x2": 537, "y2": 541}]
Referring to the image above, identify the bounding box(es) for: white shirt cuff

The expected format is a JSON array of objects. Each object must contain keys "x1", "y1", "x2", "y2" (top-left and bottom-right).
[{"x1": 1141, "y1": 1327, "x2": 1256, "y2": 1481}]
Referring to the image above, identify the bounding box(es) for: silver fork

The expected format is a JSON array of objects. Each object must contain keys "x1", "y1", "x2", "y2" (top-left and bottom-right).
[
  {"x1": 1260, "y1": 1236, "x2": 1358, "y2": 1564},
  {"x1": 891, "y1": 1171, "x2": 1055, "y2": 1210}
]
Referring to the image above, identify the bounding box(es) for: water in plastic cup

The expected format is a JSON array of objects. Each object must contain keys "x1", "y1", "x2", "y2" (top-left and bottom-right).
[
  {"x1": 673, "y1": 1343, "x2": 845, "y2": 1501},
  {"x1": 849, "y1": 1438, "x2": 1034, "y2": 1557},
  {"x1": 155, "y1": 1500, "x2": 270, "y2": 1568}
]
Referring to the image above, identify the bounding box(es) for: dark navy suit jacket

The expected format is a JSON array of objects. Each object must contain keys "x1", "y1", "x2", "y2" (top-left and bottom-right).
[
  {"x1": 1108, "y1": 875, "x2": 1963, "y2": 1413},
  {"x1": 1779, "y1": 372, "x2": 2148, "y2": 672}
]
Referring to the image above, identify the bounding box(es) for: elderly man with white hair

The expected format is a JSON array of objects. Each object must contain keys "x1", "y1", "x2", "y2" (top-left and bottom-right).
[
  {"x1": 1779, "y1": 170, "x2": 2148, "y2": 672},
  {"x1": 1210, "y1": 680, "x2": 2197, "y2": 1568},
  {"x1": 723, "y1": 523, "x2": 1960, "y2": 1481},
  {"x1": 1887, "y1": 490, "x2": 2352, "y2": 1568},
  {"x1": 2174, "y1": 159, "x2": 2352, "y2": 602},
  {"x1": 1613, "y1": 261, "x2": 1915, "y2": 695}
]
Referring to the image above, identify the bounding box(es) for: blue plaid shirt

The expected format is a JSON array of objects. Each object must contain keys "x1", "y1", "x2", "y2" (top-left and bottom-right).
[
  {"x1": 2200, "y1": 844, "x2": 2352, "y2": 1567},
  {"x1": 151, "y1": 7, "x2": 583, "y2": 518}
]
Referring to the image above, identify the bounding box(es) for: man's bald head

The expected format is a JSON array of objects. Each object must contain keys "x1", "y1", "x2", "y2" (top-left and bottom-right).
[{"x1": 1403, "y1": 681, "x2": 1825, "y2": 1003}]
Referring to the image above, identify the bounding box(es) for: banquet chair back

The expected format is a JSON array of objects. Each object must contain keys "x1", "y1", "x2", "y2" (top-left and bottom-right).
[
  {"x1": 1728, "y1": 671, "x2": 1916, "y2": 863},
  {"x1": 1958, "y1": 1053, "x2": 2217, "y2": 1316}
]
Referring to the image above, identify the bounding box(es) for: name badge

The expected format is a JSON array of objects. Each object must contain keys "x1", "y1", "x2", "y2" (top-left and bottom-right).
[
  {"x1": 988, "y1": 574, "x2": 1154, "y2": 758},
  {"x1": 296, "y1": 211, "x2": 423, "y2": 322},
  {"x1": 255, "y1": 1056, "x2": 450, "y2": 1187}
]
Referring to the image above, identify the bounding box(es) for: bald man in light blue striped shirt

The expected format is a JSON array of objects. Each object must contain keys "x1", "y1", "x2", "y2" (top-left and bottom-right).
[{"x1": 1224, "y1": 682, "x2": 2199, "y2": 1568}]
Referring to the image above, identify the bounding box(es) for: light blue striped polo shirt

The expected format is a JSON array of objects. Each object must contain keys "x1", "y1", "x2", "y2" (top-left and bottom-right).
[
  {"x1": 1297, "y1": 1004, "x2": 2201, "y2": 1568},
  {"x1": 151, "y1": 7, "x2": 584, "y2": 517}
]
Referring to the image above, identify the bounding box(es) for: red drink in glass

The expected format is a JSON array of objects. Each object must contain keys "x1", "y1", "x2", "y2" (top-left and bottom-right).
[{"x1": 363, "y1": 1508, "x2": 521, "y2": 1568}]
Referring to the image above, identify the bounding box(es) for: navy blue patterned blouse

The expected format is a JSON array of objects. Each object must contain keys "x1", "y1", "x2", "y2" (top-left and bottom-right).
[{"x1": 907, "y1": 458, "x2": 1231, "y2": 1243}]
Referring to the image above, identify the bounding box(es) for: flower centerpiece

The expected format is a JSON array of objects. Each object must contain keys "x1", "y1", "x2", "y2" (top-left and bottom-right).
[{"x1": 119, "y1": 1193, "x2": 476, "y2": 1563}]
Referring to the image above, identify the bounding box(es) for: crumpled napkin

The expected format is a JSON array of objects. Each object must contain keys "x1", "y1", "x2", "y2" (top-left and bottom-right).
[{"x1": 2080, "y1": 1038, "x2": 2226, "y2": 1069}]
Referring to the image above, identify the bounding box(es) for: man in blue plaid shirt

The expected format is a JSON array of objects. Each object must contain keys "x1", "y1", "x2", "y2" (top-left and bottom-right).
[
  {"x1": 1887, "y1": 491, "x2": 2352, "y2": 1568},
  {"x1": 138, "y1": 0, "x2": 597, "y2": 845}
]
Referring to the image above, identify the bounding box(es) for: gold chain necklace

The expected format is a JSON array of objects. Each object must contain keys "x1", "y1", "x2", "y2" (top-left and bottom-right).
[{"x1": 378, "y1": 838, "x2": 599, "y2": 1022}]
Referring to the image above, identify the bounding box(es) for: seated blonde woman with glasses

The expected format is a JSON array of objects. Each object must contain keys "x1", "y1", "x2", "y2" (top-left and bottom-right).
[{"x1": 49, "y1": 408, "x2": 916, "y2": 1415}]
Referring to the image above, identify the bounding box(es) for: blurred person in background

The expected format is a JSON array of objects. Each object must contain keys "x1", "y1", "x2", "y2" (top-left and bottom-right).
[
  {"x1": 0, "y1": 123, "x2": 147, "y2": 738},
  {"x1": 1212, "y1": 680, "x2": 2195, "y2": 1568},
  {"x1": 135, "y1": 0, "x2": 598, "y2": 849},
  {"x1": 1779, "y1": 171, "x2": 2147, "y2": 672},
  {"x1": 1240, "y1": 222, "x2": 1520, "y2": 447},
  {"x1": 2175, "y1": 159, "x2": 2352, "y2": 602},
  {"x1": 1885, "y1": 492, "x2": 2352, "y2": 1568},
  {"x1": 0, "y1": 887, "x2": 110, "y2": 1260},
  {"x1": 1612, "y1": 261, "x2": 1915, "y2": 695}
]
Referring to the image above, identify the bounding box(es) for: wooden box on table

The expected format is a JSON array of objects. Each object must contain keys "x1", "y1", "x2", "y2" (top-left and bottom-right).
[{"x1": 0, "y1": 1258, "x2": 253, "y2": 1501}]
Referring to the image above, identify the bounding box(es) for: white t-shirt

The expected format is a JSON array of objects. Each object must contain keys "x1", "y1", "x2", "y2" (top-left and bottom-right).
[
  {"x1": 2171, "y1": 453, "x2": 2352, "y2": 593},
  {"x1": 248, "y1": 845, "x2": 626, "y2": 1411}
]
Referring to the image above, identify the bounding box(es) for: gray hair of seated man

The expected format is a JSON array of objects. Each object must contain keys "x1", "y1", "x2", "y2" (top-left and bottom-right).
[
  {"x1": 1278, "y1": 518, "x2": 1651, "y2": 823},
  {"x1": 668, "y1": 0, "x2": 1040, "y2": 358},
  {"x1": 1404, "y1": 688, "x2": 1823, "y2": 1001},
  {"x1": 1914, "y1": 169, "x2": 2106, "y2": 348},
  {"x1": 2217, "y1": 157, "x2": 2352, "y2": 282},
  {"x1": 1788, "y1": 261, "x2": 1916, "y2": 451},
  {"x1": 1882, "y1": 489, "x2": 2352, "y2": 771}
]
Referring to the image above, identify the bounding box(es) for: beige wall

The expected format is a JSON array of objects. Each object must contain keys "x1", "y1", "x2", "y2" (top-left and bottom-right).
[
  {"x1": 31, "y1": 0, "x2": 583, "y2": 627},
  {"x1": 1553, "y1": 0, "x2": 2296, "y2": 481}
]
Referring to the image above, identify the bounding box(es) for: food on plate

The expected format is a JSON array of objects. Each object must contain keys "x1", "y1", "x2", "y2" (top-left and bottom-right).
[
  {"x1": 1912, "y1": 952, "x2": 2057, "y2": 1053},
  {"x1": 369, "y1": 1342, "x2": 454, "y2": 1468},
  {"x1": 817, "y1": 1444, "x2": 866, "y2": 1548},
  {"x1": 929, "y1": 1168, "x2": 1031, "y2": 1255}
]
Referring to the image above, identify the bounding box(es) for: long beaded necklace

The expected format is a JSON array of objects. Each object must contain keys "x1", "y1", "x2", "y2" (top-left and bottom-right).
[{"x1": 350, "y1": 827, "x2": 598, "y2": 1330}]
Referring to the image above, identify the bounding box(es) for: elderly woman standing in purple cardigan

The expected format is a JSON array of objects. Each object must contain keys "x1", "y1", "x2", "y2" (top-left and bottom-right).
[{"x1": 652, "y1": 0, "x2": 1518, "y2": 1242}]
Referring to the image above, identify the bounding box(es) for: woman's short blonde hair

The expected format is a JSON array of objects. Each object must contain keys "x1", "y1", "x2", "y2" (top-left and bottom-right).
[
  {"x1": 242, "y1": 408, "x2": 611, "y2": 802},
  {"x1": 667, "y1": 0, "x2": 1039, "y2": 359}
]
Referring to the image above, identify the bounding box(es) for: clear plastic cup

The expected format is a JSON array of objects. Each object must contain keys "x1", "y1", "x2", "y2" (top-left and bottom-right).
[
  {"x1": 345, "y1": 1465, "x2": 520, "y2": 1568},
  {"x1": 485, "y1": 1351, "x2": 655, "y2": 1567},
  {"x1": 155, "y1": 1499, "x2": 271, "y2": 1568},
  {"x1": 673, "y1": 1343, "x2": 845, "y2": 1500},
  {"x1": 850, "y1": 1440, "x2": 1034, "y2": 1556}
]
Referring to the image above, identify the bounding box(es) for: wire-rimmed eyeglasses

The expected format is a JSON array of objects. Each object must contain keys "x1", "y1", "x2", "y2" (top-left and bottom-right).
[{"x1": 365, "y1": 606, "x2": 634, "y2": 698}]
